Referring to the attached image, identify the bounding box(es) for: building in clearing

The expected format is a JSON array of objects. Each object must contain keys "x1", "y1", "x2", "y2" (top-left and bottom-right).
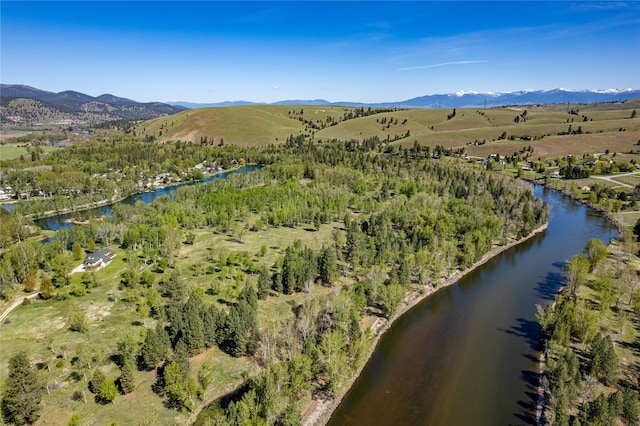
[{"x1": 83, "y1": 248, "x2": 114, "y2": 269}]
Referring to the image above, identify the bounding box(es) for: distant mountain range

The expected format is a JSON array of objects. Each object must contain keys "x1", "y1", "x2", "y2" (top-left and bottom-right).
[
  {"x1": 0, "y1": 84, "x2": 185, "y2": 128},
  {"x1": 168, "y1": 88, "x2": 640, "y2": 109},
  {"x1": 2, "y1": 84, "x2": 639, "y2": 129}
]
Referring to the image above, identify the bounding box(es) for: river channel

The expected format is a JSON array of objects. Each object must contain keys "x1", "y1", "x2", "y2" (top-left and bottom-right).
[
  {"x1": 328, "y1": 186, "x2": 618, "y2": 426},
  {"x1": 29, "y1": 165, "x2": 261, "y2": 231}
]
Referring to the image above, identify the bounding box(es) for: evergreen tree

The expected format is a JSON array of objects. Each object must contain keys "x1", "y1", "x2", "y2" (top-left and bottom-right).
[
  {"x1": 257, "y1": 267, "x2": 271, "y2": 299},
  {"x1": 1, "y1": 352, "x2": 45, "y2": 425},
  {"x1": 589, "y1": 333, "x2": 619, "y2": 385},
  {"x1": 318, "y1": 245, "x2": 338, "y2": 286},
  {"x1": 89, "y1": 369, "x2": 106, "y2": 394},
  {"x1": 173, "y1": 338, "x2": 191, "y2": 380},
  {"x1": 118, "y1": 359, "x2": 135, "y2": 394},
  {"x1": 71, "y1": 242, "x2": 83, "y2": 261},
  {"x1": 202, "y1": 304, "x2": 219, "y2": 348},
  {"x1": 181, "y1": 294, "x2": 205, "y2": 355},
  {"x1": 621, "y1": 387, "x2": 640, "y2": 426},
  {"x1": 140, "y1": 323, "x2": 170, "y2": 370}
]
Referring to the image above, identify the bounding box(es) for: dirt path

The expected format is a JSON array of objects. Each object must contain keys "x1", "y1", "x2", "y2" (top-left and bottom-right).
[
  {"x1": 590, "y1": 171, "x2": 639, "y2": 188},
  {"x1": 0, "y1": 291, "x2": 40, "y2": 323}
]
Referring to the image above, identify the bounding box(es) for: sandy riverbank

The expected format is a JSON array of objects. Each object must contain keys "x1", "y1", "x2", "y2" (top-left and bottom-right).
[{"x1": 303, "y1": 222, "x2": 549, "y2": 426}]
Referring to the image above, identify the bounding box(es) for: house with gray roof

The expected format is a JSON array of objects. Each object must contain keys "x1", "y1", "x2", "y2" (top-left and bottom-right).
[{"x1": 83, "y1": 248, "x2": 114, "y2": 269}]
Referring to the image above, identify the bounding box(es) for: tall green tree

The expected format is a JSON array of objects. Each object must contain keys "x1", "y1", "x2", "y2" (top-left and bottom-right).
[
  {"x1": 318, "y1": 245, "x2": 338, "y2": 286},
  {"x1": 118, "y1": 359, "x2": 135, "y2": 394},
  {"x1": 1, "y1": 352, "x2": 45, "y2": 425},
  {"x1": 140, "y1": 323, "x2": 170, "y2": 370},
  {"x1": 585, "y1": 238, "x2": 608, "y2": 272}
]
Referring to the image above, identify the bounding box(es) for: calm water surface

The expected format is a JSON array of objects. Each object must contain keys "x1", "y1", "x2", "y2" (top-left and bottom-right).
[
  {"x1": 32, "y1": 165, "x2": 261, "y2": 230},
  {"x1": 328, "y1": 186, "x2": 617, "y2": 426}
]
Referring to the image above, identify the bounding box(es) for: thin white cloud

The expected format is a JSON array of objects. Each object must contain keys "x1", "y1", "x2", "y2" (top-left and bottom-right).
[{"x1": 398, "y1": 60, "x2": 489, "y2": 71}]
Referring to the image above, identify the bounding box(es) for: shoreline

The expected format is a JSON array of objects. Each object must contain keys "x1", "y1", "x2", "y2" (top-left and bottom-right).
[
  {"x1": 8, "y1": 165, "x2": 247, "y2": 221},
  {"x1": 304, "y1": 221, "x2": 549, "y2": 426}
]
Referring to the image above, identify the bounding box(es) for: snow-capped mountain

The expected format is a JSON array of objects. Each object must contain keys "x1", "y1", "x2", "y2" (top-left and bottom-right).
[{"x1": 167, "y1": 88, "x2": 640, "y2": 109}]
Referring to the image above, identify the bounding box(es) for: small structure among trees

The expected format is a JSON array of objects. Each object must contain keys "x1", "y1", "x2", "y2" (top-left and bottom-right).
[{"x1": 83, "y1": 247, "x2": 114, "y2": 269}]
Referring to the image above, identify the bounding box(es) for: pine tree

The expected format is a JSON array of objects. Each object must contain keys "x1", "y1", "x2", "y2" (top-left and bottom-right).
[
  {"x1": 318, "y1": 245, "x2": 338, "y2": 286},
  {"x1": 257, "y1": 267, "x2": 271, "y2": 299},
  {"x1": 202, "y1": 304, "x2": 218, "y2": 348},
  {"x1": 622, "y1": 387, "x2": 640, "y2": 426},
  {"x1": 140, "y1": 323, "x2": 169, "y2": 370},
  {"x1": 1, "y1": 352, "x2": 45, "y2": 425},
  {"x1": 89, "y1": 369, "x2": 106, "y2": 394},
  {"x1": 173, "y1": 339, "x2": 191, "y2": 380},
  {"x1": 118, "y1": 359, "x2": 135, "y2": 394},
  {"x1": 181, "y1": 294, "x2": 205, "y2": 355}
]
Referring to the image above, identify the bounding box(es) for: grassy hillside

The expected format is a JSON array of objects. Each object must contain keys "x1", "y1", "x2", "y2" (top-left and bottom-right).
[
  {"x1": 135, "y1": 105, "x2": 308, "y2": 146},
  {"x1": 134, "y1": 100, "x2": 640, "y2": 160}
]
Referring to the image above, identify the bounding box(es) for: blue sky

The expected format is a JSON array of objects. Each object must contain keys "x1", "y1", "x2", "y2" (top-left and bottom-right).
[{"x1": 2, "y1": 1, "x2": 639, "y2": 103}]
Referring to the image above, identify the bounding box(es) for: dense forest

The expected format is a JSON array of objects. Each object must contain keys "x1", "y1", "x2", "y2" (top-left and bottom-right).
[{"x1": 0, "y1": 133, "x2": 548, "y2": 425}]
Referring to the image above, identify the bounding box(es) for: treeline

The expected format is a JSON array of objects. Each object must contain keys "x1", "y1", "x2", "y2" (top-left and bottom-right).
[
  {"x1": 537, "y1": 238, "x2": 640, "y2": 425},
  {"x1": 288, "y1": 107, "x2": 400, "y2": 131}
]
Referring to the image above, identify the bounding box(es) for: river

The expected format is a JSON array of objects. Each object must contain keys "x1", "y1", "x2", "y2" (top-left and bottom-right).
[
  {"x1": 327, "y1": 186, "x2": 618, "y2": 426},
  {"x1": 30, "y1": 165, "x2": 261, "y2": 231}
]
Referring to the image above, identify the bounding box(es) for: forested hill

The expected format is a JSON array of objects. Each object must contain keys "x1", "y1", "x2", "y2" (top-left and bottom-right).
[{"x1": 0, "y1": 84, "x2": 185, "y2": 128}]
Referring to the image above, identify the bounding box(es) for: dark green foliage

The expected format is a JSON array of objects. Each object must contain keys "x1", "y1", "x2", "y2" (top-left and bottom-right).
[
  {"x1": 89, "y1": 369, "x2": 106, "y2": 394},
  {"x1": 118, "y1": 359, "x2": 136, "y2": 394},
  {"x1": 202, "y1": 304, "x2": 219, "y2": 348},
  {"x1": 621, "y1": 387, "x2": 640, "y2": 426},
  {"x1": 181, "y1": 294, "x2": 205, "y2": 356},
  {"x1": 589, "y1": 333, "x2": 619, "y2": 385},
  {"x1": 257, "y1": 267, "x2": 271, "y2": 299},
  {"x1": 633, "y1": 218, "x2": 640, "y2": 241},
  {"x1": 164, "y1": 269, "x2": 187, "y2": 304},
  {"x1": 1, "y1": 352, "x2": 45, "y2": 425},
  {"x1": 318, "y1": 245, "x2": 338, "y2": 286},
  {"x1": 172, "y1": 339, "x2": 191, "y2": 380},
  {"x1": 560, "y1": 165, "x2": 591, "y2": 179},
  {"x1": 140, "y1": 323, "x2": 170, "y2": 370},
  {"x1": 220, "y1": 285, "x2": 259, "y2": 357}
]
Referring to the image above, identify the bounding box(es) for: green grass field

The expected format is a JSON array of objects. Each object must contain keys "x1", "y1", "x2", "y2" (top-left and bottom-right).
[
  {"x1": 0, "y1": 217, "x2": 345, "y2": 425},
  {"x1": 0, "y1": 144, "x2": 58, "y2": 161}
]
